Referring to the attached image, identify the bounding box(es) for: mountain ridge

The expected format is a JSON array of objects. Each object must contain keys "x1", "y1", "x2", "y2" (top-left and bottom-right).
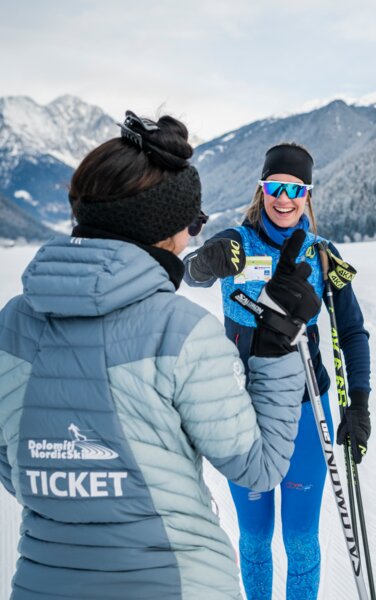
[
  {"x1": 0, "y1": 192, "x2": 53, "y2": 243},
  {"x1": 193, "y1": 99, "x2": 376, "y2": 242},
  {"x1": 1, "y1": 94, "x2": 376, "y2": 242}
]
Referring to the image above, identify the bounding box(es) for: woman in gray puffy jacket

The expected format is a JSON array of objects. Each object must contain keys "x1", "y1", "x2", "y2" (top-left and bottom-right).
[{"x1": 0, "y1": 110, "x2": 319, "y2": 600}]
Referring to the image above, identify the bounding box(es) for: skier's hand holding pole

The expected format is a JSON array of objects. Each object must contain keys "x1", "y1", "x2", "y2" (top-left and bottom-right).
[
  {"x1": 252, "y1": 230, "x2": 321, "y2": 357},
  {"x1": 337, "y1": 400, "x2": 371, "y2": 464}
]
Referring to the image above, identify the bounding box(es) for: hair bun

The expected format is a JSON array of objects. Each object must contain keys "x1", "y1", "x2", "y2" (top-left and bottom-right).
[{"x1": 118, "y1": 111, "x2": 193, "y2": 170}]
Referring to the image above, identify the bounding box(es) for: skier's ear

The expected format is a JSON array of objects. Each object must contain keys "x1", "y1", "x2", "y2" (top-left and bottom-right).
[{"x1": 154, "y1": 236, "x2": 176, "y2": 253}]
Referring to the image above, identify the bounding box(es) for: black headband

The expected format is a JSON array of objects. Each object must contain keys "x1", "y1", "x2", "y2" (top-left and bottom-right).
[
  {"x1": 261, "y1": 144, "x2": 314, "y2": 184},
  {"x1": 73, "y1": 166, "x2": 201, "y2": 245}
]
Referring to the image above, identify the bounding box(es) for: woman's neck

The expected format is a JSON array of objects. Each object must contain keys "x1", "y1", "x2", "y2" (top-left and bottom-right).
[{"x1": 260, "y1": 209, "x2": 310, "y2": 246}]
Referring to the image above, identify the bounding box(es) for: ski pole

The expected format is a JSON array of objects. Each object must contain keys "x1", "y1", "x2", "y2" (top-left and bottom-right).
[
  {"x1": 319, "y1": 243, "x2": 360, "y2": 551},
  {"x1": 298, "y1": 336, "x2": 370, "y2": 600},
  {"x1": 230, "y1": 287, "x2": 370, "y2": 599},
  {"x1": 317, "y1": 242, "x2": 376, "y2": 600}
]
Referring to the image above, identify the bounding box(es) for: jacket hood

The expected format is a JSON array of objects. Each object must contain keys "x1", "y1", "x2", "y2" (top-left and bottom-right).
[{"x1": 22, "y1": 235, "x2": 175, "y2": 317}]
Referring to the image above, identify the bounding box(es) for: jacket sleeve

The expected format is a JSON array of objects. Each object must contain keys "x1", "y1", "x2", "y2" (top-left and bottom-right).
[
  {"x1": 173, "y1": 313, "x2": 305, "y2": 492},
  {"x1": 326, "y1": 243, "x2": 371, "y2": 404},
  {"x1": 183, "y1": 228, "x2": 242, "y2": 288}
]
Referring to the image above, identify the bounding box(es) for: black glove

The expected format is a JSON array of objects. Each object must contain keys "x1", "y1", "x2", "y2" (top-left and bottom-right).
[
  {"x1": 337, "y1": 394, "x2": 371, "y2": 464},
  {"x1": 188, "y1": 238, "x2": 246, "y2": 282},
  {"x1": 253, "y1": 230, "x2": 321, "y2": 357}
]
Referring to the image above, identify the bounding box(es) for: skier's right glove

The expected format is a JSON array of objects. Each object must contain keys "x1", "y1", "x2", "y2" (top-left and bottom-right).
[
  {"x1": 187, "y1": 238, "x2": 246, "y2": 282},
  {"x1": 253, "y1": 230, "x2": 321, "y2": 357}
]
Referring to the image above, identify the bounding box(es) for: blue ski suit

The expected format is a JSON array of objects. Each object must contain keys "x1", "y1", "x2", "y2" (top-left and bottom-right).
[{"x1": 184, "y1": 222, "x2": 370, "y2": 600}]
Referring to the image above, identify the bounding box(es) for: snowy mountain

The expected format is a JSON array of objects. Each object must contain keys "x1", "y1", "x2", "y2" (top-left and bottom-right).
[
  {"x1": 193, "y1": 99, "x2": 376, "y2": 242},
  {"x1": 189, "y1": 133, "x2": 205, "y2": 147},
  {"x1": 0, "y1": 193, "x2": 53, "y2": 243},
  {"x1": 1, "y1": 95, "x2": 376, "y2": 241},
  {"x1": 0, "y1": 95, "x2": 118, "y2": 227}
]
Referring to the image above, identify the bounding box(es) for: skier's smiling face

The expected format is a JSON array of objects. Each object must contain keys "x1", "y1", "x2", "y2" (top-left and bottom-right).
[{"x1": 263, "y1": 173, "x2": 307, "y2": 229}]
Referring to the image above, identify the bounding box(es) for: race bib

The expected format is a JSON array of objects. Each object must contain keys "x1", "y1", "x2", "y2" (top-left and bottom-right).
[{"x1": 234, "y1": 256, "x2": 272, "y2": 283}]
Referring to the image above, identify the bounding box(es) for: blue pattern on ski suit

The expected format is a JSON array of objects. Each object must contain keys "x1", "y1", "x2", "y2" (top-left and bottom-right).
[{"x1": 220, "y1": 226, "x2": 325, "y2": 328}]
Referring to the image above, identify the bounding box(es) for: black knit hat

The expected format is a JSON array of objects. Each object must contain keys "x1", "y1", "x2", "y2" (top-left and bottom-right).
[
  {"x1": 74, "y1": 165, "x2": 201, "y2": 245},
  {"x1": 261, "y1": 143, "x2": 314, "y2": 184}
]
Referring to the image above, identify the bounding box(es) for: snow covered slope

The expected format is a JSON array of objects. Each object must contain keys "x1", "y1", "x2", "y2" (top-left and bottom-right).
[
  {"x1": 0, "y1": 241, "x2": 375, "y2": 600},
  {"x1": 193, "y1": 100, "x2": 376, "y2": 243},
  {"x1": 0, "y1": 95, "x2": 118, "y2": 228},
  {"x1": 0, "y1": 95, "x2": 116, "y2": 173}
]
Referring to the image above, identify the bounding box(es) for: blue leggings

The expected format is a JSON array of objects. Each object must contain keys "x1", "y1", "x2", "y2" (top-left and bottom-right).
[{"x1": 229, "y1": 393, "x2": 334, "y2": 600}]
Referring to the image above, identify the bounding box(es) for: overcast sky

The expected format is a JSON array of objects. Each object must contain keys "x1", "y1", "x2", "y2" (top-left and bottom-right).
[{"x1": 1, "y1": 0, "x2": 376, "y2": 139}]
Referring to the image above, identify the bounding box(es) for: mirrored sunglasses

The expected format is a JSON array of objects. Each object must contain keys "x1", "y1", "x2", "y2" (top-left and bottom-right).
[
  {"x1": 258, "y1": 180, "x2": 313, "y2": 200},
  {"x1": 188, "y1": 210, "x2": 209, "y2": 236}
]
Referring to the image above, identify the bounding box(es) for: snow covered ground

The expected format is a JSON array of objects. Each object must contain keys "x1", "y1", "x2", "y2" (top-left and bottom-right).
[{"x1": 0, "y1": 241, "x2": 375, "y2": 600}]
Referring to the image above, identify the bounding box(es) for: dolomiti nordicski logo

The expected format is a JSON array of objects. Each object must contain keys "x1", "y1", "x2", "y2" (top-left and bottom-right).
[{"x1": 28, "y1": 423, "x2": 119, "y2": 461}]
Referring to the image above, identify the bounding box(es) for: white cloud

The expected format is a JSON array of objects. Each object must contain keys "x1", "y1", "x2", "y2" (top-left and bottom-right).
[
  {"x1": 331, "y1": 12, "x2": 376, "y2": 42},
  {"x1": 0, "y1": 0, "x2": 375, "y2": 138}
]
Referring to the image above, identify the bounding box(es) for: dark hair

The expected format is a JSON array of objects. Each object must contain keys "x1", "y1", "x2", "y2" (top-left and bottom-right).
[{"x1": 69, "y1": 114, "x2": 193, "y2": 213}]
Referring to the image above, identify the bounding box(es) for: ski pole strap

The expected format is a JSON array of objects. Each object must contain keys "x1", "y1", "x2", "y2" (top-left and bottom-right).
[
  {"x1": 318, "y1": 244, "x2": 357, "y2": 290},
  {"x1": 230, "y1": 289, "x2": 306, "y2": 346}
]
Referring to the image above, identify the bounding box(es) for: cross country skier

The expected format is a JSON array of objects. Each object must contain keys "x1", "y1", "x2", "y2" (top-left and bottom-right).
[
  {"x1": 0, "y1": 116, "x2": 320, "y2": 599},
  {"x1": 184, "y1": 142, "x2": 371, "y2": 599}
]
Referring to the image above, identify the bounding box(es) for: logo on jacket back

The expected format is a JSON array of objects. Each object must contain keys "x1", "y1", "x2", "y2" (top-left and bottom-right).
[
  {"x1": 25, "y1": 424, "x2": 128, "y2": 498},
  {"x1": 28, "y1": 423, "x2": 119, "y2": 460}
]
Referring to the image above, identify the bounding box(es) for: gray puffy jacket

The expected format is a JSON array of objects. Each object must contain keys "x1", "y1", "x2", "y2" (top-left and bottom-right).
[{"x1": 0, "y1": 236, "x2": 305, "y2": 599}]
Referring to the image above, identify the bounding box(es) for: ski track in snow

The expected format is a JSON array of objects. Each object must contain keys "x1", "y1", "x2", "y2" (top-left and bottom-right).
[{"x1": 0, "y1": 242, "x2": 375, "y2": 600}]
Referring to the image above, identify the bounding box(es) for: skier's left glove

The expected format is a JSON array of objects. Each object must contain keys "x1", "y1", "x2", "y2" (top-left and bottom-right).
[{"x1": 336, "y1": 394, "x2": 371, "y2": 464}]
